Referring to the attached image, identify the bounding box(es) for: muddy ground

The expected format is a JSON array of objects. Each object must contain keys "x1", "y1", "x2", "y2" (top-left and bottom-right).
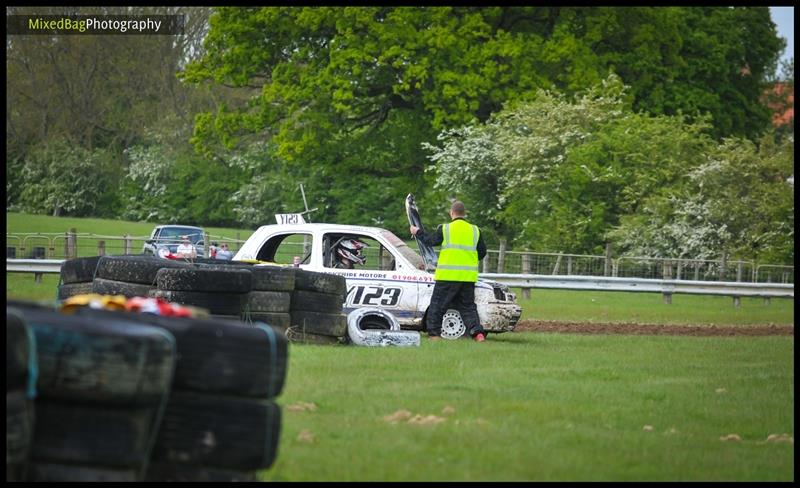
[{"x1": 513, "y1": 320, "x2": 794, "y2": 337}]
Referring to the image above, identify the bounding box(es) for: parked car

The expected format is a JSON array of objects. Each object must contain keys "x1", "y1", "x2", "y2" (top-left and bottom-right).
[
  {"x1": 233, "y1": 222, "x2": 522, "y2": 339},
  {"x1": 143, "y1": 225, "x2": 206, "y2": 258}
]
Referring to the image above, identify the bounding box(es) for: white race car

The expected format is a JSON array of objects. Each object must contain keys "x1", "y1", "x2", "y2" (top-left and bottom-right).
[{"x1": 234, "y1": 203, "x2": 521, "y2": 339}]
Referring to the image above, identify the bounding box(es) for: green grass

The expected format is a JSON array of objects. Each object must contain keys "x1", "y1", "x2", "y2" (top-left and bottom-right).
[
  {"x1": 267, "y1": 335, "x2": 793, "y2": 481},
  {"x1": 6, "y1": 212, "x2": 256, "y2": 258},
  {"x1": 517, "y1": 289, "x2": 794, "y2": 326}
]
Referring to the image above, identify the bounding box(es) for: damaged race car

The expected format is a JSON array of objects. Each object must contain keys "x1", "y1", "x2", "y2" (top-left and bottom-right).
[{"x1": 233, "y1": 195, "x2": 522, "y2": 339}]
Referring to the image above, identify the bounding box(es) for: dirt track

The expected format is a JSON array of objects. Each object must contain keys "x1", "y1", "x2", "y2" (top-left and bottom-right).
[{"x1": 514, "y1": 320, "x2": 794, "y2": 337}]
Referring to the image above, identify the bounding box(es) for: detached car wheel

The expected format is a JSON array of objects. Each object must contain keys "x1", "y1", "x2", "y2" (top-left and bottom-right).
[{"x1": 441, "y1": 309, "x2": 466, "y2": 340}]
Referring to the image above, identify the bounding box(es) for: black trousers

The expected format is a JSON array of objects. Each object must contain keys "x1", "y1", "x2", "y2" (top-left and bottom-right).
[{"x1": 425, "y1": 281, "x2": 485, "y2": 337}]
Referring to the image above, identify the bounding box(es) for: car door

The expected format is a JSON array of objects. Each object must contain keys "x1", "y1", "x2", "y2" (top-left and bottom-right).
[
  {"x1": 405, "y1": 194, "x2": 438, "y2": 271},
  {"x1": 322, "y1": 231, "x2": 419, "y2": 327}
]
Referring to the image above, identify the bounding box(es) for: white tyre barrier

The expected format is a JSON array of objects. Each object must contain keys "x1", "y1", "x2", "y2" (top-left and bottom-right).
[{"x1": 346, "y1": 309, "x2": 420, "y2": 347}]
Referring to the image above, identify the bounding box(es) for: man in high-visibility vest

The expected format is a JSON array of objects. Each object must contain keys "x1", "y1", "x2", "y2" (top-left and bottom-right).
[{"x1": 410, "y1": 200, "x2": 487, "y2": 342}]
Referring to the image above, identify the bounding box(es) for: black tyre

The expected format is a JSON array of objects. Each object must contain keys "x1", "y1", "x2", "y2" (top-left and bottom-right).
[
  {"x1": 7, "y1": 308, "x2": 33, "y2": 392},
  {"x1": 150, "y1": 289, "x2": 245, "y2": 316},
  {"x1": 28, "y1": 462, "x2": 139, "y2": 482},
  {"x1": 91, "y1": 278, "x2": 153, "y2": 298},
  {"x1": 152, "y1": 392, "x2": 281, "y2": 471},
  {"x1": 192, "y1": 257, "x2": 249, "y2": 266},
  {"x1": 245, "y1": 291, "x2": 291, "y2": 313},
  {"x1": 7, "y1": 390, "x2": 34, "y2": 467},
  {"x1": 243, "y1": 312, "x2": 291, "y2": 331},
  {"x1": 145, "y1": 462, "x2": 256, "y2": 482},
  {"x1": 156, "y1": 267, "x2": 253, "y2": 293},
  {"x1": 31, "y1": 401, "x2": 157, "y2": 467},
  {"x1": 75, "y1": 309, "x2": 288, "y2": 399},
  {"x1": 290, "y1": 311, "x2": 347, "y2": 337},
  {"x1": 60, "y1": 256, "x2": 102, "y2": 284},
  {"x1": 209, "y1": 314, "x2": 242, "y2": 322},
  {"x1": 20, "y1": 307, "x2": 175, "y2": 405},
  {"x1": 291, "y1": 290, "x2": 344, "y2": 313},
  {"x1": 294, "y1": 269, "x2": 347, "y2": 295},
  {"x1": 286, "y1": 329, "x2": 343, "y2": 345},
  {"x1": 250, "y1": 266, "x2": 296, "y2": 292},
  {"x1": 56, "y1": 282, "x2": 94, "y2": 300},
  {"x1": 95, "y1": 255, "x2": 190, "y2": 285}
]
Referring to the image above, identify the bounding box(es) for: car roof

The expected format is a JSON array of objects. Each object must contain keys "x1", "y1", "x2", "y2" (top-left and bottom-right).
[
  {"x1": 156, "y1": 225, "x2": 204, "y2": 230},
  {"x1": 253, "y1": 223, "x2": 391, "y2": 235}
]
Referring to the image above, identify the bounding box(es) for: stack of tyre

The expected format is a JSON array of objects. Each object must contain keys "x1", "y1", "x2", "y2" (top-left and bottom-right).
[
  {"x1": 57, "y1": 255, "x2": 191, "y2": 300},
  {"x1": 56, "y1": 255, "x2": 349, "y2": 343},
  {"x1": 7, "y1": 301, "x2": 176, "y2": 482},
  {"x1": 286, "y1": 269, "x2": 348, "y2": 345},
  {"x1": 121, "y1": 312, "x2": 287, "y2": 482},
  {"x1": 56, "y1": 256, "x2": 102, "y2": 300},
  {"x1": 150, "y1": 266, "x2": 253, "y2": 320},
  {"x1": 240, "y1": 265, "x2": 296, "y2": 332},
  {"x1": 5, "y1": 301, "x2": 289, "y2": 482},
  {"x1": 6, "y1": 308, "x2": 36, "y2": 481}
]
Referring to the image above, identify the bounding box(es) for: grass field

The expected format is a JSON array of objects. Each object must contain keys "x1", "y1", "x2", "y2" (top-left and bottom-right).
[
  {"x1": 6, "y1": 213, "x2": 795, "y2": 480},
  {"x1": 270, "y1": 334, "x2": 793, "y2": 481},
  {"x1": 6, "y1": 212, "x2": 255, "y2": 258}
]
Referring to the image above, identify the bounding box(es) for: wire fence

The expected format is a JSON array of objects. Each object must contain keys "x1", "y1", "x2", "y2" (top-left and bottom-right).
[{"x1": 6, "y1": 232, "x2": 793, "y2": 284}]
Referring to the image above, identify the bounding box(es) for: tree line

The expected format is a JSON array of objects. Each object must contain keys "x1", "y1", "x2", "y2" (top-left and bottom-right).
[{"x1": 6, "y1": 6, "x2": 794, "y2": 264}]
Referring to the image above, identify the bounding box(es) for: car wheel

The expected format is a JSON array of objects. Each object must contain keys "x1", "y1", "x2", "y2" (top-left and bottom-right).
[{"x1": 441, "y1": 309, "x2": 466, "y2": 340}]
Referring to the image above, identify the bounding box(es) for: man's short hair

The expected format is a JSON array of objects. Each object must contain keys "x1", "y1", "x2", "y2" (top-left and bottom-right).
[{"x1": 450, "y1": 201, "x2": 466, "y2": 217}]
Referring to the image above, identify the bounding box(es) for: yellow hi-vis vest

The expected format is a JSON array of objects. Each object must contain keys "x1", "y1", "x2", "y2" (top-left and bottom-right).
[{"x1": 434, "y1": 219, "x2": 480, "y2": 282}]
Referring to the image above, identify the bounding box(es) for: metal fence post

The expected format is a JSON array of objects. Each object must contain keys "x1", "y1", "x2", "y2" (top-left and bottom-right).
[
  {"x1": 123, "y1": 234, "x2": 132, "y2": 255},
  {"x1": 97, "y1": 240, "x2": 106, "y2": 256},
  {"x1": 522, "y1": 253, "x2": 531, "y2": 300},
  {"x1": 604, "y1": 243, "x2": 612, "y2": 277},
  {"x1": 203, "y1": 231, "x2": 210, "y2": 258},
  {"x1": 497, "y1": 238, "x2": 507, "y2": 274},
  {"x1": 67, "y1": 228, "x2": 77, "y2": 259},
  {"x1": 719, "y1": 252, "x2": 728, "y2": 281},
  {"x1": 736, "y1": 262, "x2": 743, "y2": 282},
  {"x1": 662, "y1": 263, "x2": 673, "y2": 304},
  {"x1": 733, "y1": 296, "x2": 741, "y2": 308}
]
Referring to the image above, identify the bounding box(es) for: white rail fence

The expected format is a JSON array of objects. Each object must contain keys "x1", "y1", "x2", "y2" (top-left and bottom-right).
[{"x1": 7, "y1": 259, "x2": 793, "y2": 308}]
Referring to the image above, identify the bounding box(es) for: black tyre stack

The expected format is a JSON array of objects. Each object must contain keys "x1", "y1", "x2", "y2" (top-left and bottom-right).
[
  {"x1": 56, "y1": 256, "x2": 102, "y2": 300},
  {"x1": 11, "y1": 305, "x2": 177, "y2": 482},
  {"x1": 241, "y1": 266, "x2": 296, "y2": 332},
  {"x1": 6, "y1": 308, "x2": 36, "y2": 482},
  {"x1": 129, "y1": 314, "x2": 287, "y2": 482},
  {"x1": 150, "y1": 267, "x2": 253, "y2": 319},
  {"x1": 287, "y1": 269, "x2": 348, "y2": 344},
  {"x1": 95, "y1": 255, "x2": 190, "y2": 298},
  {"x1": 6, "y1": 299, "x2": 290, "y2": 482}
]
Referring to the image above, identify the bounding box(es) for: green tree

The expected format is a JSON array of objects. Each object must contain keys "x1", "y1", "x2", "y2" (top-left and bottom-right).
[
  {"x1": 17, "y1": 138, "x2": 119, "y2": 217},
  {"x1": 180, "y1": 7, "x2": 578, "y2": 231}
]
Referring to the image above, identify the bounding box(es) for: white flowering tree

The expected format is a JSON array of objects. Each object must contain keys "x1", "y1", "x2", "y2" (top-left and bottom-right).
[
  {"x1": 425, "y1": 74, "x2": 715, "y2": 254},
  {"x1": 609, "y1": 134, "x2": 794, "y2": 263}
]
